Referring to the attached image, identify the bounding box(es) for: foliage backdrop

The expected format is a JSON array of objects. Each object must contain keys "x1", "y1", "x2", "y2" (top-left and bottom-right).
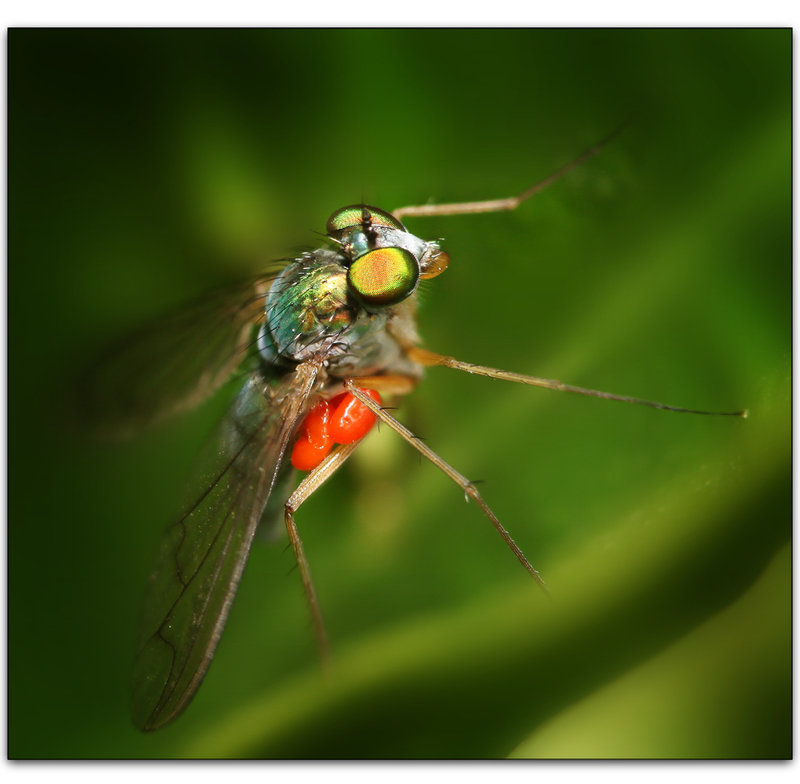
[{"x1": 8, "y1": 29, "x2": 790, "y2": 758}]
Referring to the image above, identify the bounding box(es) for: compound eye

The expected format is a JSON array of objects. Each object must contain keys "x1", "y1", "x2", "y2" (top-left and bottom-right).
[
  {"x1": 326, "y1": 204, "x2": 405, "y2": 234},
  {"x1": 347, "y1": 247, "x2": 419, "y2": 307}
]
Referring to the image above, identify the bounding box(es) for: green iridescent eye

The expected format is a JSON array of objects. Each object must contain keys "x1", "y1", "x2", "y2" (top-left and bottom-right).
[
  {"x1": 326, "y1": 204, "x2": 405, "y2": 234},
  {"x1": 347, "y1": 247, "x2": 419, "y2": 307}
]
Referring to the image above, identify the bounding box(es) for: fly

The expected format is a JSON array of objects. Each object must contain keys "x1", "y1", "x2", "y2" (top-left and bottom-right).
[{"x1": 121, "y1": 127, "x2": 746, "y2": 730}]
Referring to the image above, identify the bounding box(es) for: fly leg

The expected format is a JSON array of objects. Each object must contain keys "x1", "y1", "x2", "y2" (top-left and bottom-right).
[
  {"x1": 407, "y1": 347, "x2": 747, "y2": 418},
  {"x1": 285, "y1": 373, "x2": 423, "y2": 663},
  {"x1": 392, "y1": 124, "x2": 629, "y2": 221},
  {"x1": 284, "y1": 441, "x2": 361, "y2": 666},
  {"x1": 343, "y1": 379, "x2": 547, "y2": 592}
]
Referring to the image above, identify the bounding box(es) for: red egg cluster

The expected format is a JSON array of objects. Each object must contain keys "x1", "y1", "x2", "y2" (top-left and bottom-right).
[{"x1": 290, "y1": 388, "x2": 382, "y2": 471}]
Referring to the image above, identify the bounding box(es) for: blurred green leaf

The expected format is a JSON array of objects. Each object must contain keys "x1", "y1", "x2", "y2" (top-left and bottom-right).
[{"x1": 511, "y1": 546, "x2": 791, "y2": 759}]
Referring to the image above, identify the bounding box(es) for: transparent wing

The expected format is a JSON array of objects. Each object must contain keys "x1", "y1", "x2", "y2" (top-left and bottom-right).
[
  {"x1": 79, "y1": 268, "x2": 286, "y2": 438},
  {"x1": 131, "y1": 361, "x2": 320, "y2": 731}
]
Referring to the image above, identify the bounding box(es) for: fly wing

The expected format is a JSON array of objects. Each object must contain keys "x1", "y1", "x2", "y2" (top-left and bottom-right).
[
  {"x1": 79, "y1": 269, "x2": 285, "y2": 438},
  {"x1": 131, "y1": 361, "x2": 320, "y2": 731}
]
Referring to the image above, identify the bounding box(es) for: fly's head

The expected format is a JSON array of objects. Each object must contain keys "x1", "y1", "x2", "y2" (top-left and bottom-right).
[{"x1": 326, "y1": 205, "x2": 450, "y2": 311}]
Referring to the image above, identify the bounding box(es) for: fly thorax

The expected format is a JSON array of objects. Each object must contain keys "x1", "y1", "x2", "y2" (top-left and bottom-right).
[{"x1": 260, "y1": 251, "x2": 358, "y2": 364}]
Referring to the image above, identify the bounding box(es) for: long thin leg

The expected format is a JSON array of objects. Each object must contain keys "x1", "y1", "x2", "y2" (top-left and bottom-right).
[
  {"x1": 392, "y1": 123, "x2": 629, "y2": 221},
  {"x1": 407, "y1": 347, "x2": 748, "y2": 418},
  {"x1": 344, "y1": 380, "x2": 548, "y2": 593},
  {"x1": 284, "y1": 441, "x2": 361, "y2": 664}
]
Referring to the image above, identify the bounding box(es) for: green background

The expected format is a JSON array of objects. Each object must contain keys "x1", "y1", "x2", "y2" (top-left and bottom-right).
[{"x1": 8, "y1": 29, "x2": 790, "y2": 758}]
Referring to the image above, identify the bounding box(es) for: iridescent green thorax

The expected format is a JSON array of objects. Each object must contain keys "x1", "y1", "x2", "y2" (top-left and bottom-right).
[{"x1": 259, "y1": 251, "x2": 356, "y2": 364}]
